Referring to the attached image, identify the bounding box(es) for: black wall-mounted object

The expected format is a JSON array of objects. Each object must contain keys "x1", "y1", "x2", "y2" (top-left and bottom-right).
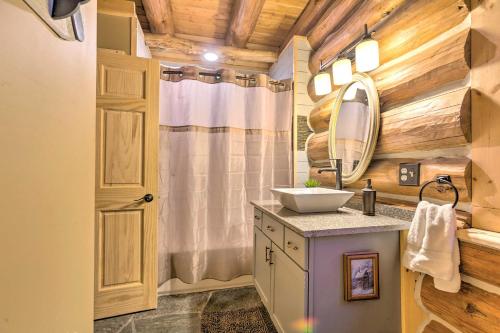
[
  {"x1": 48, "y1": 0, "x2": 90, "y2": 20},
  {"x1": 419, "y1": 175, "x2": 459, "y2": 208},
  {"x1": 399, "y1": 163, "x2": 420, "y2": 186},
  {"x1": 71, "y1": 10, "x2": 85, "y2": 42},
  {"x1": 48, "y1": 0, "x2": 90, "y2": 42}
]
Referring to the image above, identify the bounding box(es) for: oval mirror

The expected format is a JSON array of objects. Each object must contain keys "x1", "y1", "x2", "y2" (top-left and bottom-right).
[{"x1": 328, "y1": 73, "x2": 380, "y2": 184}]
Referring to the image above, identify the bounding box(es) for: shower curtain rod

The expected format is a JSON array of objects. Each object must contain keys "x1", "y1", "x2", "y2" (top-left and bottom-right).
[{"x1": 161, "y1": 69, "x2": 285, "y2": 85}]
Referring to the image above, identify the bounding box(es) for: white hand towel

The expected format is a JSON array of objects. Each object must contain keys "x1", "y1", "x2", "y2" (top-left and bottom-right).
[
  {"x1": 402, "y1": 201, "x2": 429, "y2": 269},
  {"x1": 403, "y1": 202, "x2": 461, "y2": 293},
  {"x1": 434, "y1": 240, "x2": 461, "y2": 293}
]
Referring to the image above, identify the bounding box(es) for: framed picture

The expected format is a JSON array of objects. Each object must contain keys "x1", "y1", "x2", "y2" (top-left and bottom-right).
[{"x1": 343, "y1": 252, "x2": 379, "y2": 301}]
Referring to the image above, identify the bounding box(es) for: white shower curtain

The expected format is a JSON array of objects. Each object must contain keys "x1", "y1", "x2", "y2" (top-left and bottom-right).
[{"x1": 158, "y1": 70, "x2": 292, "y2": 284}]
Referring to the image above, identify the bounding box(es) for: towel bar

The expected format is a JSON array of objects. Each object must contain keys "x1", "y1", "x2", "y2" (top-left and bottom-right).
[{"x1": 418, "y1": 175, "x2": 459, "y2": 208}]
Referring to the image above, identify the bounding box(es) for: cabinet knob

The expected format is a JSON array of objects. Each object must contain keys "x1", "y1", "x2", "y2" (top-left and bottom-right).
[
  {"x1": 266, "y1": 226, "x2": 274, "y2": 232},
  {"x1": 254, "y1": 215, "x2": 261, "y2": 220},
  {"x1": 287, "y1": 241, "x2": 299, "y2": 250}
]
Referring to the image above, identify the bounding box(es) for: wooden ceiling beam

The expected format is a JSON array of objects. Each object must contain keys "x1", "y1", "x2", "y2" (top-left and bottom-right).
[
  {"x1": 156, "y1": 54, "x2": 271, "y2": 73},
  {"x1": 225, "y1": 0, "x2": 266, "y2": 48},
  {"x1": 142, "y1": 0, "x2": 175, "y2": 34},
  {"x1": 280, "y1": 0, "x2": 334, "y2": 51},
  {"x1": 145, "y1": 33, "x2": 278, "y2": 64}
]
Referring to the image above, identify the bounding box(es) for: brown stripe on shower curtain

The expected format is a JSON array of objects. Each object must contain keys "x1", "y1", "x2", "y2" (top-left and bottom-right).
[
  {"x1": 160, "y1": 65, "x2": 293, "y2": 93},
  {"x1": 160, "y1": 125, "x2": 290, "y2": 136}
]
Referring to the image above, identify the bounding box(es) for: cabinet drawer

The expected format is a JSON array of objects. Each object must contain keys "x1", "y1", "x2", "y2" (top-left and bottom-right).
[
  {"x1": 284, "y1": 228, "x2": 308, "y2": 270},
  {"x1": 262, "y1": 214, "x2": 284, "y2": 248},
  {"x1": 254, "y1": 209, "x2": 263, "y2": 230}
]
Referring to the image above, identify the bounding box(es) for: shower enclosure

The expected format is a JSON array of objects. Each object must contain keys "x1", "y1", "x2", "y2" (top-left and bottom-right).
[{"x1": 158, "y1": 67, "x2": 293, "y2": 290}]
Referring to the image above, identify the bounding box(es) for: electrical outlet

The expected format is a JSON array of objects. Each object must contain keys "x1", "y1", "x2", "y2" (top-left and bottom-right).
[{"x1": 399, "y1": 163, "x2": 420, "y2": 186}]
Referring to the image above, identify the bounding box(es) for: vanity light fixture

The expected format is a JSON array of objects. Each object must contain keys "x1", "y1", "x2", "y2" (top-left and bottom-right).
[
  {"x1": 355, "y1": 25, "x2": 379, "y2": 72},
  {"x1": 203, "y1": 52, "x2": 219, "y2": 62},
  {"x1": 315, "y1": 23, "x2": 380, "y2": 96},
  {"x1": 332, "y1": 58, "x2": 352, "y2": 85},
  {"x1": 314, "y1": 70, "x2": 332, "y2": 96}
]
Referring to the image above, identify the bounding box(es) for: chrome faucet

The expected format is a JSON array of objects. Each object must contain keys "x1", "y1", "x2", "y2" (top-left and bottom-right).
[{"x1": 317, "y1": 159, "x2": 343, "y2": 190}]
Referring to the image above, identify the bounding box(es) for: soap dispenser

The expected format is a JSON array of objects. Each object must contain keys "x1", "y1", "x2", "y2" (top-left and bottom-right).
[{"x1": 362, "y1": 179, "x2": 376, "y2": 216}]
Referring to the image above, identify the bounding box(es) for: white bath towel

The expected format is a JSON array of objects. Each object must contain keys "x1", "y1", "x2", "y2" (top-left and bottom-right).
[{"x1": 403, "y1": 201, "x2": 461, "y2": 293}]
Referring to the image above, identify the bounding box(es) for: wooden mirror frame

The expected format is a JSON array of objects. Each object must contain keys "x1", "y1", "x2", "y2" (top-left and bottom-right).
[{"x1": 328, "y1": 72, "x2": 380, "y2": 185}]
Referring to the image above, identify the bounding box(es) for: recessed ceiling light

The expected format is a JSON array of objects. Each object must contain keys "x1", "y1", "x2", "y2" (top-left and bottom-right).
[{"x1": 203, "y1": 52, "x2": 219, "y2": 62}]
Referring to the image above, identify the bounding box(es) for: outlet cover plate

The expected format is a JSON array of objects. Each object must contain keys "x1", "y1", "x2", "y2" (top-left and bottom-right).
[{"x1": 399, "y1": 163, "x2": 420, "y2": 186}]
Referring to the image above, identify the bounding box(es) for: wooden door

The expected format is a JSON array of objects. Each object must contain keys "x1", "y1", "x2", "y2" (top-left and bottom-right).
[
  {"x1": 254, "y1": 227, "x2": 272, "y2": 309},
  {"x1": 271, "y1": 245, "x2": 308, "y2": 333},
  {"x1": 95, "y1": 50, "x2": 159, "y2": 319}
]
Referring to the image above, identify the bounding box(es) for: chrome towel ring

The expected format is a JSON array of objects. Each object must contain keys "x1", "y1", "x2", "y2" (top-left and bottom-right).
[{"x1": 418, "y1": 175, "x2": 459, "y2": 208}]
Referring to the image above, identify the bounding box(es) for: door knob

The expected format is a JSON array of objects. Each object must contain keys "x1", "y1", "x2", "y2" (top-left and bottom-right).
[{"x1": 135, "y1": 193, "x2": 154, "y2": 203}]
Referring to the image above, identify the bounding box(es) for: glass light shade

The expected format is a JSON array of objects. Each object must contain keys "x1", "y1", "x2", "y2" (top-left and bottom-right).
[
  {"x1": 314, "y1": 72, "x2": 332, "y2": 96},
  {"x1": 332, "y1": 58, "x2": 353, "y2": 85},
  {"x1": 355, "y1": 38, "x2": 379, "y2": 72}
]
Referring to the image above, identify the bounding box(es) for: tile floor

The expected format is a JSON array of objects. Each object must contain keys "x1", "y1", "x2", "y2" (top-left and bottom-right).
[{"x1": 94, "y1": 286, "x2": 274, "y2": 333}]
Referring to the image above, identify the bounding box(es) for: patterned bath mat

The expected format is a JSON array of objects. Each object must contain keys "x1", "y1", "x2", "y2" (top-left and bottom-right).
[{"x1": 201, "y1": 305, "x2": 277, "y2": 333}]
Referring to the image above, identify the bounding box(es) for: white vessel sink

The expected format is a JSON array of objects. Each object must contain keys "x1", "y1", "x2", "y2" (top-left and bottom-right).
[{"x1": 270, "y1": 187, "x2": 355, "y2": 213}]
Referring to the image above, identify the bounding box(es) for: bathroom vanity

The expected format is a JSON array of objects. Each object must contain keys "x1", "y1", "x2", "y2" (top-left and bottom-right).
[{"x1": 251, "y1": 200, "x2": 410, "y2": 333}]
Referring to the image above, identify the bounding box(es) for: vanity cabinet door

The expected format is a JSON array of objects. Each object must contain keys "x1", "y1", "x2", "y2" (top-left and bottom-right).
[
  {"x1": 271, "y1": 245, "x2": 308, "y2": 333},
  {"x1": 254, "y1": 227, "x2": 272, "y2": 309}
]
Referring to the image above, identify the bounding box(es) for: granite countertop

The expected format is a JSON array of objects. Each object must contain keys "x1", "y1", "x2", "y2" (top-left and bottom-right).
[{"x1": 251, "y1": 200, "x2": 411, "y2": 238}]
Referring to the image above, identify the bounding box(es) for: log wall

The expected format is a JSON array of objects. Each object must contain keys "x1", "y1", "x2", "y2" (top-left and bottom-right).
[
  {"x1": 459, "y1": 241, "x2": 500, "y2": 288},
  {"x1": 307, "y1": 27, "x2": 471, "y2": 105},
  {"x1": 308, "y1": 0, "x2": 471, "y2": 76},
  {"x1": 296, "y1": 1, "x2": 498, "y2": 331},
  {"x1": 305, "y1": 0, "x2": 472, "y2": 209},
  {"x1": 400, "y1": 229, "x2": 500, "y2": 333},
  {"x1": 311, "y1": 157, "x2": 472, "y2": 202},
  {"x1": 308, "y1": 87, "x2": 471, "y2": 156},
  {"x1": 421, "y1": 275, "x2": 500, "y2": 333}
]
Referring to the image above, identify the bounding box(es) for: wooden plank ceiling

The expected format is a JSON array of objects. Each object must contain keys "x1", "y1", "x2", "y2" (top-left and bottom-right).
[{"x1": 134, "y1": 0, "x2": 308, "y2": 71}]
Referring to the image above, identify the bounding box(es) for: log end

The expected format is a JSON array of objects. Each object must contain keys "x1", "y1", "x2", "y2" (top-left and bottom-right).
[{"x1": 461, "y1": 88, "x2": 472, "y2": 142}]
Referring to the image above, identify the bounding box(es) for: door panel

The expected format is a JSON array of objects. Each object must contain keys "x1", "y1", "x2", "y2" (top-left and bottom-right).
[
  {"x1": 271, "y1": 245, "x2": 308, "y2": 333},
  {"x1": 100, "y1": 210, "x2": 143, "y2": 287},
  {"x1": 95, "y1": 50, "x2": 159, "y2": 319},
  {"x1": 254, "y1": 227, "x2": 272, "y2": 310},
  {"x1": 99, "y1": 66, "x2": 146, "y2": 99},
  {"x1": 101, "y1": 109, "x2": 144, "y2": 186}
]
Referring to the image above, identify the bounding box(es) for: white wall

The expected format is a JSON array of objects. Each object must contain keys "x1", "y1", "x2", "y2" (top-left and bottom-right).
[
  {"x1": 270, "y1": 43, "x2": 294, "y2": 80},
  {"x1": 271, "y1": 37, "x2": 316, "y2": 187},
  {"x1": 0, "y1": 1, "x2": 96, "y2": 332},
  {"x1": 293, "y1": 37, "x2": 315, "y2": 187}
]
